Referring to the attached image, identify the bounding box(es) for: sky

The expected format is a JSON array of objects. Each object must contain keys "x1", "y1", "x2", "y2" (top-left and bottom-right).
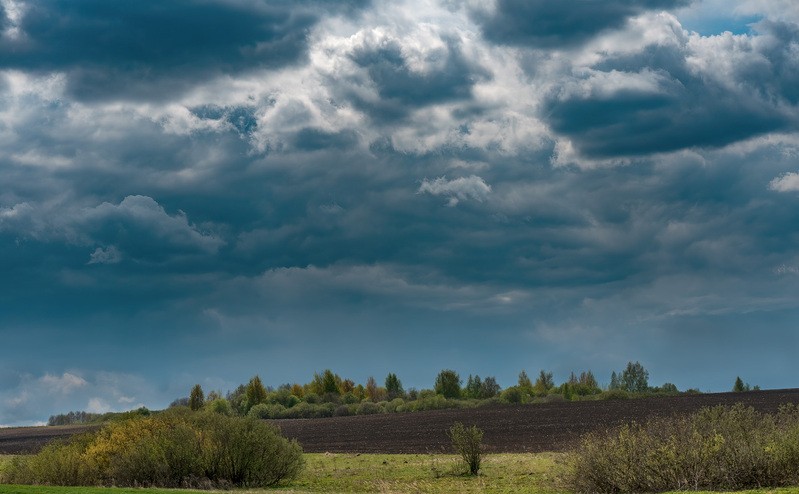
[{"x1": 1, "y1": 0, "x2": 798, "y2": 426}]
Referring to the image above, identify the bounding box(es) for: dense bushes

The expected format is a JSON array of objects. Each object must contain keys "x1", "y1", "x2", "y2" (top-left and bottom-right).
[
  {"x1": 3, "y1": 409, "x2": 303, "y2": 488},
  {"x1": 569, "y1": 404, "x2": 799, "y2": 493}
]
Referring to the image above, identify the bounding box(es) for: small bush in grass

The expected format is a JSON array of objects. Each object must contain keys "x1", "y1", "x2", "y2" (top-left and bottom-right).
[
  {"x1": 569, "y1": 404, "x2": 799, "y2": 493},
  {"x1": 448, "y1": 422, "x2": 484, "y2": 475}
]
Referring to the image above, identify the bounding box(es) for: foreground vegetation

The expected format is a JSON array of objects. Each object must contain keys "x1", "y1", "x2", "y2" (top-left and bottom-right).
[
  {"x1": 2, "y1": 410, "x2": 303, "y2": 489},
  {"x1": 570, "y1": 404, "x2": 799, "y2": 493},
  {"x1": 2, "y1": 452, "x2": 799, "y2": 493}
]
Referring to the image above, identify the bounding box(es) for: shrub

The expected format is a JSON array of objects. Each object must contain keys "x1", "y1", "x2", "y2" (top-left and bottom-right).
[
  {"x1": 384, "y1": 398, "x2": 405, "y2": 413},
  {"x1": 334, "y1": 405, "x2": 353, "y2": 417},
  {"x1": 205, "y1": 398, "x2": 233, "y2": 416},
  {"x1": 500, "y1": 386, "x2": 526, "y2": 404},
  {"x1": 356, "y1": 401, "x2": 382, "y2": 415},
  {"x1": 196, "y1": 413, "x2": 304, "y2": 487},
  {"x1": 267, "y1": 389, "x2": 301, "y2": 408},
  {"x1": 598, "y1": 389, "x2": 629, "y2": 400},
  {"x1": 448, "y1": 422, "x2": 484, "y2": 475},
  {"x1": 569, "y1": 404, "x2": 799, "y2": 493},
  {"x1": 248, "y1": 403, "x2": 285, "y2": 419},
  {"x1": 341, "y1": 392, "x2": 359, "y2": 404},
  {"x1": 3, "y1": 411, "x2": 304, "y2": 488},
  {"x1": 403, "y1": 394, "x2": 454, "y2": 412}
]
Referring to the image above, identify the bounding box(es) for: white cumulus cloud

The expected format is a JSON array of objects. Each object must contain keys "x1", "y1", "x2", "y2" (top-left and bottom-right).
[
  {"x1": 40, "y1": 372, "x2": 88, "y2": 394},
  {"x1": 418, "y1": 175, "x2": 491, "y2": 206},
  {"x1": 769, "y1": 172, "x2": 799, "y2": 192}
]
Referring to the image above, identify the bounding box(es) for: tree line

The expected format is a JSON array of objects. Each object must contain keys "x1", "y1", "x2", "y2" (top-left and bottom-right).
[
  {"x1": 48, "y1": 364, "x2": 758, "y2": 425},
  {"x1": 167, "y1": 361, "x2": 699, "y2": 420}
]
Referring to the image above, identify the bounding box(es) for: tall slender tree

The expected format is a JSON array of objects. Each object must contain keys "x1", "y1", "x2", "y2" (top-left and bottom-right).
[
  {"x1": 245, "y1": 375, "x2": 268, "y2": 412},
  {"x1": 385, "y1": 373, "x2": 404, "y2": 399},
  {"x1": 189, "y1": 384, "x2": 205, "y2": 411}
]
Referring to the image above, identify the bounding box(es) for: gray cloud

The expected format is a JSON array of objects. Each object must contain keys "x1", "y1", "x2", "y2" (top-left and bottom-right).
[
  {"x1": 418, "y1": 175, "x2": 491, "y2": 206},
  {"x1": 542, "y1": 25, "x2": 798, "y2": 158},
  {"x1": 0, "y1": 0, "x2": 370, "y2": 101},
  {"x1": 345, "y1": 37, "x2": 491, "y2": 122},
  {"x1": 475, "y1": 0, "x2": 690, "y2": 48}
]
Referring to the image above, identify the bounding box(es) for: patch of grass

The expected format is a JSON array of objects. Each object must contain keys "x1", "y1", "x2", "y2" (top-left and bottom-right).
[
  {"x1": 1, "y1": 453, "x2": 799, "y2": 494},
  {"x1": 272, "y1": 452, "x2": 568, "y2": 493},
  {"x1": 0, "y1": 487, "x2": 210, "y2": 494}
]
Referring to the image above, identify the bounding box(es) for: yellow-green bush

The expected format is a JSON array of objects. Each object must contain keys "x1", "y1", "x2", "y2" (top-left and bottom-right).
[
  {"x1": 2, "y1": 409, "x2": 303, "y2": 489},
  {"x1": 569, "y1": 404, "x2": 799, "y2": 493}
]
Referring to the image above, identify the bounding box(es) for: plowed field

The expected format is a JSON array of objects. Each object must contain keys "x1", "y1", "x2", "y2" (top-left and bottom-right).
[
  {"x1": 1, "y1": 389, "x2": 797, "y2": 455},
  {"x1": 273, "y1": 389, "x2": 799, "y2": 453}
]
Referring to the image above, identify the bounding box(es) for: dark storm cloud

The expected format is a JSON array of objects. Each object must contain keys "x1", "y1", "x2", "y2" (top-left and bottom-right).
[
  {"x1": 0, "y1": 0, "x2": 367, "y2": 101},
  {"x1": 542, "y1": 39, "x2": 797, "y2": 158},
  {"x1": 290, "y1": 128, "x2": 359, "y2": 151},
  {"x1": 191, "y1": 105, "x2": 260, "y2": 135},
  {"x1": 347, "y1": 38, "x2": 491, "y2": 122},
  {"x1": 475, "y1": 0, "x2": 690, "y2": 48},
  {"x1": 0, "y1": 4, "x2": 8, "y2": 31},
  {"x1": 3, "y1": 0, "x2": 799, "y2": 425},
  {"x1": 744, "y1": 20, "x2": 799, "y2": 105}
]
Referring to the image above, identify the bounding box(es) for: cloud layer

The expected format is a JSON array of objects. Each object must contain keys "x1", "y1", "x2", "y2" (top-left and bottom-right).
[{"x1": 1, "y1": 0, "x2": 798, "y2": 425}]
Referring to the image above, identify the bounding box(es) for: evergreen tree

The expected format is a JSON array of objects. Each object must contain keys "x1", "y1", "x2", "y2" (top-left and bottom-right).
[
  {"x1": 385, "y1": 373, "x2": 404, "y2": 399},
  {"x1": 609, "y1": 371, "x2": 619, "y2": 390},
  {"x1": 732, "y1": 376, "x2": 752, "y2": 392},
  {"x1": 189, "y1": 384, "x2": 205, "y2": 411},
  {"x1": 534, "y1": 370, "x2": 554, "y2": 395},
  {"x1": 518, "y1": 370, "x2": 533, "y2": 390}
]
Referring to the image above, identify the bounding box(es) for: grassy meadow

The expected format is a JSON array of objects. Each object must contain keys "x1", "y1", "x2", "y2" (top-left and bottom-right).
[{"x1": 2, "y1": 452, "x2": 799, "y2": 494}]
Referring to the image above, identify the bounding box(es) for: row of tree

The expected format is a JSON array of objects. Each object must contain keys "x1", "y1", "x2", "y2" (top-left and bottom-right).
[
  {"x1": 49, "y1": 365, "x2": 759, "y2": 426},
  {"x1": 172, "y1": 361, "x2": 696, "y2": 417}
]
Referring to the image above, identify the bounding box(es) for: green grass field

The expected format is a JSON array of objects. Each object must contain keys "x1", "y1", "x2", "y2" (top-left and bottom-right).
[{"x1": 2, "y1": 453, "x2": 799, "y2": 494}]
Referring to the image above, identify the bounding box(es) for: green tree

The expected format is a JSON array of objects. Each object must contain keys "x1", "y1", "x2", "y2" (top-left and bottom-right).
[
  {"x1": 518, "y1": 370, "x2": 533, "y2": 391},
  {"x1": 320, "y1": 370, "x2": 340, "y2": 395},
  {"x1": 465, "y1": 374, "x2": 483, "y2": 399},
  {"x1": 620, "y1": 361, "x2": 649, "y2": 393},
  {"x1": 188, "y1": 384, "x2": 205, "y2": 411},
  {"x1": 385, "y1": 373, "x2": 403, "y2": 399},
  {"x1": 245, "y1": 375, "x2": 268, "y2": 413},
  {"x1": 609, "y1": 371, "x2": 620, "y2": 390},
  {"x1": 732, "y1": 376, "x2": 753, "y2": 392},
  {"x1": 227, "y1": 384, "x2": 248, "y2": 415},
  {"x1": 480, "y1": 376, "x2": 501, "y2": 399},
  {"x1": 534, "y1": 370, "x2": 554, "y2": 396},
  {"x1": 435, "y1": 369, "x2": 462, "y2": 399},
  {"x1": 365, "y1": 376, "x2": 384, "y2": 402}
]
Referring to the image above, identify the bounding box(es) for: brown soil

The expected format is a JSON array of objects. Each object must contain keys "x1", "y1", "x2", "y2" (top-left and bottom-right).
[
  {"x1": 1, "y1": 389, "x2": 797, "y2": 455},
  {"x1": 0, "y1": 424, "x2": 98, "y2": 454},
  {"x1": 272, "y1": 389, "x2": 799, "y2": 454}
]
